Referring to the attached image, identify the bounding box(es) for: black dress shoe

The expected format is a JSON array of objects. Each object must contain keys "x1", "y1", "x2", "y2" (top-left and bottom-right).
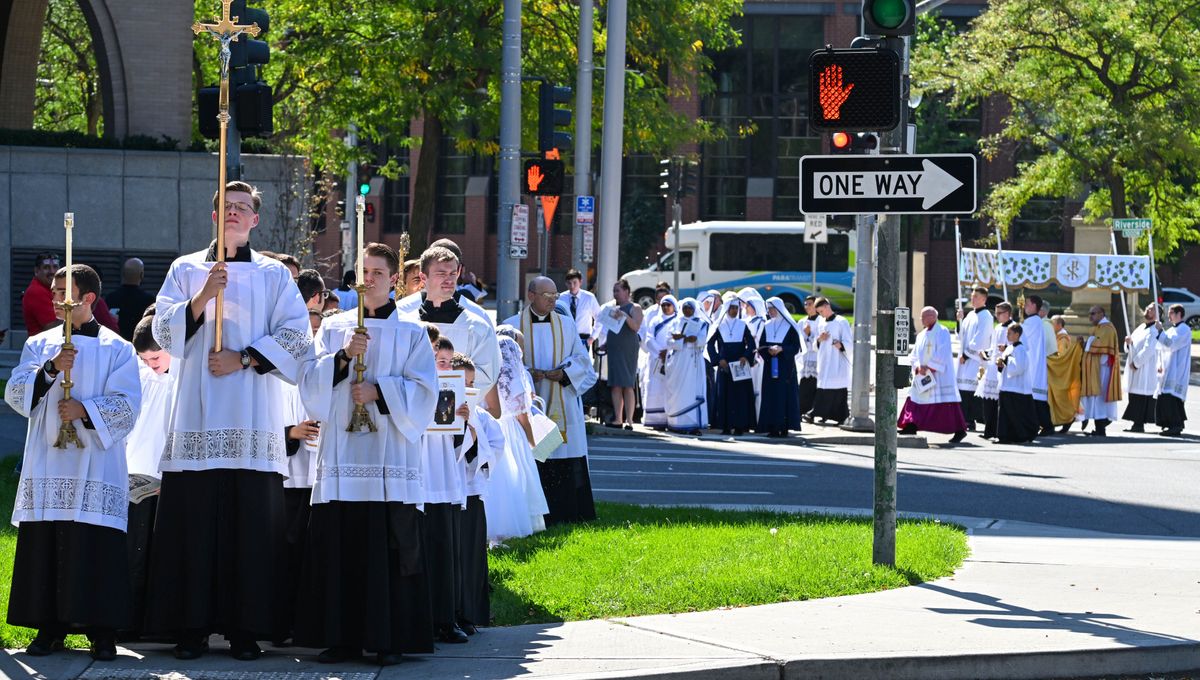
[
  {"x1": 457, "y1": 620, "x2": 478, "y2": 635},
  {"x1": 950, "y1": 430, "x2": 967, "y2": 444},
  {"x1": 229, "y1": 638, "x2": 262, "y2": 661},
  {"x1": 25, "y1": 633, "x2": 65, "y2": 657},
  {"x1": 317, "y1": 646, "x2": 363, "y2": 664},
  {"x1": 377, "y1": 651, "x2": 404, "y2": 666},
  {"x1": 173, "y1": 636, "x2": 209, "y2": 660},
  {"x1": 1039, "y1": 427, "x2": 1055, "y2": 437},
  {"x1": 436, "y1": 624, "x2": 470, "y2": 644},
  {"x1": 89, "y1": 638, "x2": 118, "y2": 662},
  {"x1": 1126, "y1": 424, "x2": 1145, "y2": 433},
  {"x1": 1060, "y1": 424, "x2": 1072, "y2": 433}
]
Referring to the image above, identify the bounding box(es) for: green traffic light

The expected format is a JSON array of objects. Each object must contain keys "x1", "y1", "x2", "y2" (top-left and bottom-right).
[
  {"x1": 359, "y1": 183, "x2": 370, "y2": 196},
  {"x1": 869, "y1": 0, "x2": 909, "y2": 29}
]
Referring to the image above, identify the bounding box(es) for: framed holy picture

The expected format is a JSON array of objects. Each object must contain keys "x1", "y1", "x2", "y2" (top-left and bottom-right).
[{"x1": 428, "y1": 370, "x2": 467, "y2": 434}]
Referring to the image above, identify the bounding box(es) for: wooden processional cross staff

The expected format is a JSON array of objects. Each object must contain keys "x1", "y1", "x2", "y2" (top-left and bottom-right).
[{"x1": 193, "y1": 0, "x2": 262, "y2": 351}]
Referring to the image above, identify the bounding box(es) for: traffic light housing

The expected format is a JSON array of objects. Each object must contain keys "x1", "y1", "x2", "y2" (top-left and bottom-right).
[
  {"x1": 829, "y1": 132, "x2": 879, "y2": 154},
  {"x1": 538, "y1": 82, "x2": 573, "y2": 153},
  {"x1": 229, "y1": 1, "x2": 270, "y2": 85},
  {"x1": 197, "y1": 2, "x2": 272, "y2": 140},
  {"x1": 523, "y1": 158, "x2": 565, "y2": 196},
  {"x1": 235, "y1": 81, "x2": 272, "y2": 137},
  {"x1": 862, "y1": 0, "x2": 915, "y2": 37},
  {"x1": 809, "y1": 47, "x2": 901, "y2": 132}
]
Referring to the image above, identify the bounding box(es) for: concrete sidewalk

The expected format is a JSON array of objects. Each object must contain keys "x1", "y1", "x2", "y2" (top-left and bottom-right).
[{"x1": 5, "y1": 516, "x2": 1198, "y2": 680}]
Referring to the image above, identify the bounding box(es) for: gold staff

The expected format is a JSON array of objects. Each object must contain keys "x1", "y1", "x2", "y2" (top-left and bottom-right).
[
  {"x1": 348, "y1": 195, "x2": 376, "y2": 432},
  {"x1": 193, "y1": 0, "x2": 262, "y2": 352},
  {"x1": 54, "y1": 212, "x2": 83, "y2": 449}
]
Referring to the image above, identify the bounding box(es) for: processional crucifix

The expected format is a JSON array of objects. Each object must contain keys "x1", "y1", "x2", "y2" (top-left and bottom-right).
[{"x1": 193, "y1": 0, "x2": 262, "y2": 351}]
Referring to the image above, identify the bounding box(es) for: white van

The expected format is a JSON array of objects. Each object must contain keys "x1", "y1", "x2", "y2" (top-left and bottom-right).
[{"x1": 620, "y1": 221, "x2": 857, "y2": 314}]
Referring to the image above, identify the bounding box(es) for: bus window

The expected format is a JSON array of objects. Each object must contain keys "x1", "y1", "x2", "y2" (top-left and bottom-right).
[
  {"x1": 658, "y1": 250, "x2": 694, "y2": 272},
  {"x1": 709, "y1": 233, "x2": 849, "y2": 271}
]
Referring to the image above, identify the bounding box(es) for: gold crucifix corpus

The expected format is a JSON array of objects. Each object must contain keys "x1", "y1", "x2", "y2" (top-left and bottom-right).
[{"x1": 192, "y1": 0, "x2": 261, "y2": 351}]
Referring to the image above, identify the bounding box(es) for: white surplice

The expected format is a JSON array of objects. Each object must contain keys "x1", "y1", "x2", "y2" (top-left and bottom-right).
[
  {"x1": 816, "y1": 315, "x2": 853, "y2": 390},
  {"x1": 1020, "y1": 316, "x2": 1049, "y2": 403},
  {"x1": 5, "y1": 324, "x2": 141, "y2": 531},
  {"x1": 395, "y1": 292, "x2": 501, "y2": 392},
  {"x1": 281, "y1": 383, "x2": 318, "y2": 489},
  {"x1": 796, "y1": 315, "x2": 820, "y2": 380},
  {"x1": 503, "y1": 308, "x2": 598, "y2": 459},
  {"x1": 975, "y1": 322, "x2": 1011, "y2": 401},
  {"x1": 126, "y1": 362, "x2": 175, "y2": 478},
  {"x1": 1124, "y1": 322, "x2": 1161, "y2": 397},
  {"x1": 299, "y1": 310, "x2": 437, "y2": 505},
  {"x1": 153, "y1": 249, "x2": 312, "y2": 475},
  {"x1": 956, "y1": 308, "x2": 993, "y2": 393},
  {"x1": 998, "y1": 342, "x2": 1031, "y2": 395},
  {"x1": 1157, "y1": 322, "x2": 1192, "y2": 401},
  {"x1": 911, "y1": 324, "x2": 961, "y2": 405}
]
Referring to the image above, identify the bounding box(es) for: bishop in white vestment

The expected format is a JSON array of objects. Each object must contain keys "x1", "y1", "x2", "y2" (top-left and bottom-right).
[
  {"x1": 503, "y1": 276, "x2": 599, "y2": 525},
  {"x1": 899, "y1": 307, "x2": 968, "y2": 442}
]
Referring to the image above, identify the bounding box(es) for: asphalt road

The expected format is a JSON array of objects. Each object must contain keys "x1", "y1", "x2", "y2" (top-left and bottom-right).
[{"x1": 588, "y1": 384, "x2": 1200, "y2": 538}]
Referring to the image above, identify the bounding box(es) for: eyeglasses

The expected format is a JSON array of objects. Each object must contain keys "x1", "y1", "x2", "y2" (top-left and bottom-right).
[
  {"x1": 535, "y1": 291, "x2": 558, "y2": 300},
  {"x1": 224, "y1": 201, "x2": 256, "y2": 215}
]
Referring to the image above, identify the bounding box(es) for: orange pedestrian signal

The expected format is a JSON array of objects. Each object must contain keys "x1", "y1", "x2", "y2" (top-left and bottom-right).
[
  {"x1": 523, "y1": 159, "x2": 564, "y2": 196},
  {"x1": 808, "y1": 47, "x2": 900, "y2": 132}
]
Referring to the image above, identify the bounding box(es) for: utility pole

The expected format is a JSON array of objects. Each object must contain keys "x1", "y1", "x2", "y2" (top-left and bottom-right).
[
  {"x1": 496, "y1": 0, "x2": 523, "y2": 321},
  {"x1": 596, "y1": 0, "x2": 627, "y2": 304},
  {"x1": 843, "y1": 213, "x2": 876, "y2": 432},
  {"x1": 573, "y1": 0, "x2": 594, "y2": 275}
]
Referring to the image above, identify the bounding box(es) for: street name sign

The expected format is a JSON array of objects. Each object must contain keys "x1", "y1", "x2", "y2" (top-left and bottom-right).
[
  {"x1": 800, "y1": 154, "x2": 977, "y2": 215},
  {"x1": 1113, "y1": 218, "x2": 1151, "y2": 238}
]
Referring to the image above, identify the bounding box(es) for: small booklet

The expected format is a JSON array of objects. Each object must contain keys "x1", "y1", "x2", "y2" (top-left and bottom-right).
[
  {"x1": 597, "y1": 307, "x2": 627, "y2": 336},
  {"x1": 530, "y1": 414, "x2": 564, "y2": 462},
  {"x1": 128, "y1": 474, "x2": 161, "y2": 504},
  {"x1": 428, "y1": 370, "x2": 467, "y2": 434},
  {"x1": 729, "y1": 361, "x2": 753, "y2": 382}
]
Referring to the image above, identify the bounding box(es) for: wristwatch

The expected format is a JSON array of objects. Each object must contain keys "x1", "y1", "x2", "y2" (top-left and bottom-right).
[
  {"x1": 240, "y1": 349, "x2": 252, "y2": 370},
  {"x1": 43, "y1": 359, "x2": 59, "y2": 377}
]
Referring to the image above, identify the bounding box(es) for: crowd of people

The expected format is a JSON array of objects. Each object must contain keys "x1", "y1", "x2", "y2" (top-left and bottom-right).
[
  {"x1": 4, "y1": 181, "x2": 597, "y2": 666},
  {"x1": 899, "y1": 288, "x2": 1192, "y2": 444}
]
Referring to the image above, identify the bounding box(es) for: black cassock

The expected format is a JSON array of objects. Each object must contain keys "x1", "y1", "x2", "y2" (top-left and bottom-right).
[
  {"x1": 996, "y1": 391, "x2": 1038, "y2": 443},
  {"x1": 707, "y1": 324, "x2": 757, "y2": 432},
  {"x1": 756, "y1": 325, "x2": 803, "y2": 434}
]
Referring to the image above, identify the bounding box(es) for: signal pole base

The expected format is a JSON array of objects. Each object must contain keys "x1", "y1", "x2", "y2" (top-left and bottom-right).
[{"x1": 840, "y1": 416, "x2": 875, "y2": 433}]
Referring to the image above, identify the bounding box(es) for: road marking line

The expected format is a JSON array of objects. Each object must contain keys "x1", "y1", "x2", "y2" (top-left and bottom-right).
[
  {"x1": 589, "y1": 455, "x2": 815, "y2": 467},
  {"x1": 590, "y1": 470, "x2": 797, "y2": 479},
  {"x1": 592, "y1": 488, "x2": 774, "y2": 495}
]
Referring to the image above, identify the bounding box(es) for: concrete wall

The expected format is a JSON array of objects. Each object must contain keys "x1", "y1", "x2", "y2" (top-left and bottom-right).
[{"x1": 1, "y1": 145, "x2": 307, "y2": 348}]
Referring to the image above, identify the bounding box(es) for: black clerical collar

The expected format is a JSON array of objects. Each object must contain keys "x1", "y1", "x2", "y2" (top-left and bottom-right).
[
  {"x1": 1011, "y1": 341, "x2": 1022, "y2": 346},
  {"x1": 531, "y1": 311, "x2": 552, "y2": 324},
  {"x1": 205, "y1": 240, "x2": 252, "y2": 262},
  {"x1": 826, "y1": 314, "x2": 838, "y2": 321},
  {"x1": 72, "y1": 318, "x2": 101, "y2": 337},
  {"x1": 1145, "y1": 321, "x2": 1155, "y2": 328},
  {"x1": 807, "y1": 314, "x2": 818, "y2": 321},
  {"x1": 420, "y1": 293, "x2": 464, "y2": 323},
  {"x1": 364, "y1": 300, "x2": 396, "y2": 319},
  {"x1": 1001, "y1": 320, "x2": 1013, "y2": 327},
  {"x1": 974, "y1": 306, "x2": 985, "y2": 313}
]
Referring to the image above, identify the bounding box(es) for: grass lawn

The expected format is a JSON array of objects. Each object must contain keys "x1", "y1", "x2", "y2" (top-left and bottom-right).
[
  {"x1": 489, "y1": 502, "x2": 968, "y2": 626},
  {"x1": 0, "y1": 462, "x2": 968, "y2": 647}
]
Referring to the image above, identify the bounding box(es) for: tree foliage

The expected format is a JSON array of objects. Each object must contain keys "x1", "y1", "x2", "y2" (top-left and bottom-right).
[
  {"x1": 913, "y1": 0, "x2": 1200, "y2": 255},
  {"x1": 34, "y1": 0, "x2": 103, "y2": 135}
]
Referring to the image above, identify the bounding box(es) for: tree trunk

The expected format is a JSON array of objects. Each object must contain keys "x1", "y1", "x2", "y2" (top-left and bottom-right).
[{"x1": 409, "y1": 113, "x2": 443, "y2": 254}]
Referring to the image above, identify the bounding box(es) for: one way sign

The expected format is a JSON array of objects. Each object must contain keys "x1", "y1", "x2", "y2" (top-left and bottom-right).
[{"x1": 799, "y1": 154, "x2": 977, "y2": 215}]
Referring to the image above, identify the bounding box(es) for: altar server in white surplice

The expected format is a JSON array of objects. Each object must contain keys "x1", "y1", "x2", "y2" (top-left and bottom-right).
[
  {"x1": 503, "y1": 276, "x2": 599, "y2": 525},
  {"x1": 394, "y1": 246, "x2": 500, "y2": 392},
  {"x1": 955, "y1": 287, "x2": 993, "y2": 429},
  {"x1": 294, "y1": 242, "x2": 438, "y2": 665},
  {"x1": 145, "y1": 182, "x2": 313, "y2": 661},
  {"x1": 975, "y1": 302, "x2": 1014, "y2": 440},
  {"x1": 811, "y1": 297, "x2": 852, "y2": 424},
  {"x1": 1122, "y1": 303, "x2": 1161, "y2": 432},
  {"x1": 5, "y1": 265, "x2": 141, "y2": 661},
  {"x1": 1020, "y1": 295, "x2": 1051, "y2": 436},
  {"x1": 1155, "y1": 304, "x2": 1191, "y2": 437}
]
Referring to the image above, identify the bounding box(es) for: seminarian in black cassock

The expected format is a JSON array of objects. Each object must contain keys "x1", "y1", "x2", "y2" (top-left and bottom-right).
[
  {"x1": 295, "y1": 243, "x2": 439, "y2": 665},
  {"x1": 756, "y1": 297, "x2": 804, "y2": 437},
  {"x1": 707, "y1": 298, "x2": 758, "y2": 435},
  {"x1": 4, "y1": 265, "x2": 142, "y2": 661},
  {"x1": 144, "y1": 183, "x2": 314, "y2": 661}
]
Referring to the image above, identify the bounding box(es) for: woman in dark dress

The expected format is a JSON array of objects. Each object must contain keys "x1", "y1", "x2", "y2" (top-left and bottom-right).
[
  {"x1": 757, "y1": 297, "x2": 803, "y2": 437},
  {"x1": 604, "y1": 278, "x2": 644, "y2": 429},
  {"x1": 706, "y1": 298, "x2": 757, "y2": 435}
]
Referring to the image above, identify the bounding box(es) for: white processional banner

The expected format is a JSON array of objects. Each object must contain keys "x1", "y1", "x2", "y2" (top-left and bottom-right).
[{"x1": 958, "y1": 248, "x2": 1151, "y2": 291}]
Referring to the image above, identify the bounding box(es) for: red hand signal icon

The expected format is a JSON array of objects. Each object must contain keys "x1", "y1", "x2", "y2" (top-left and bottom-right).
[
  {"x1": 818, "y1": 65, "x2": 854, "y2": 121},
  {"x1": 527, "y1": 164, "x2": 545, "y2": 192}
]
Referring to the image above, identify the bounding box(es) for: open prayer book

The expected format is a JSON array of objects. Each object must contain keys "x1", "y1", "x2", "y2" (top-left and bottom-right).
[
  {"x1": 729, "y1": 361, "x2": 753, "y2": 382},
  {"x1": 128, "y1": 474, "x2": 161, "y2": 505}
]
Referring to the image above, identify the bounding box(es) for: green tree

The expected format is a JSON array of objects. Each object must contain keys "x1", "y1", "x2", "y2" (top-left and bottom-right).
[
  {"x1": 192, "y1": 0, "x2": 741, "y2": 251},
  {"x1": 912, "y1": 0, "x2": 1200, "y2": 255},
  {"x1": 34, "y1": 0, "x2": 102, "y2": 135}
]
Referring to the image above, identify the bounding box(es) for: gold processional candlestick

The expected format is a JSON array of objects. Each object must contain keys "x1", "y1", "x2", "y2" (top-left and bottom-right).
[
  {"x1": 193, "y1": 0, "x2": 261, "y2": 352},
  {"x1": 348, "y1": 195, "x2": 377, "y2": 433},
  {"x1": 54, "y1": 212, "x2": 82, "y2": 449}
]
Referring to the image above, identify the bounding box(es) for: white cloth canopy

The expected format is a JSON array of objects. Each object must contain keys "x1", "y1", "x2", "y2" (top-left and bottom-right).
[{"x1": 959, "y1": 248, "x2": 1152, "y2": 291}]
